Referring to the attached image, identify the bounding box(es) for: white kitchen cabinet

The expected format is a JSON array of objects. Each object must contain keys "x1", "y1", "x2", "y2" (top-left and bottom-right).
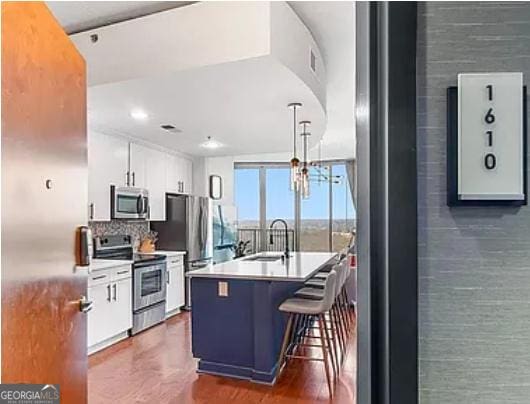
[
  {"x1": 87, "y1": 265, "x2": 132, "y2": 354},
  {"x1": 144, "y1": 147, "x2": 167, "y2": 220},
  {"x1": 87, "y1": 282, "x2": 112, "y2": 348},
  {"x1": 165, "y1": 255, "x2": 185, "y2": 315},
  {"x1": 165, "y1": 153, "x2": 178, "y2": 193},
  {"x1": 182, "y1": 158, "x2": 193, "y2": 194},
  {"x1": 165, "y1": 154, "x2": 193, "y2": 195},
  {"x1": 109, "y1": 278, "x2": 133, "y2": 337},
  {"x1": 88, "y1": 131, "x2": 129, "y2": 221},
  {"x1": 129, "y1": 142, "x2": 149, "y2": 188}
]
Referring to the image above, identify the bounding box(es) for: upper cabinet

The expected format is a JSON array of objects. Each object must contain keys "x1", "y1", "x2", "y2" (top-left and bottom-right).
[
  {"x1": 88, "y1": 131, "x2": 129, "y2": 221},
  {"x1": 144, "y1": 147, "x2": 167, "y2": 221},
  {"x1": 166, "y1": 153, "x2": 193, "y2": 195},
  {"x1": 129, "y1": 143, "x2": 148, "y2": 188},
  {"x1": 89, "y1": 131, "x2": 193, "y2": 221}
]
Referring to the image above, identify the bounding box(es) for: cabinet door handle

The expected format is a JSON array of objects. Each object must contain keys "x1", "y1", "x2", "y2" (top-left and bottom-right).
[
  {"x1": 107, "y1": 284, "x2": 111, "y2": 302},
  {"x1": 89, "y1": 203, "x2": 95, "y2": 220},
  {"x1": 126, "y1": 171, "x2": 130, "y2": 186},
  {"x1": 112, "y1": 283, "x2": 117, "y2": 301},
  {"x1": 132, "y1": 172, "x2": 136, "y2": 186}
]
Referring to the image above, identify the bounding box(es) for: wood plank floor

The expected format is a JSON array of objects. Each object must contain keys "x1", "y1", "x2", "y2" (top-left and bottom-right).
[{"x1": 88, "y1": 312, "x2": 357, "y2": 404}]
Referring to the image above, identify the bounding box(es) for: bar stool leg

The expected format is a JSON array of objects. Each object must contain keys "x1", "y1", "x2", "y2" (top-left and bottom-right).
[
  {"x1": 333, "y1": 303, "x2": 346, "y2": 355},
  {"x1": 337, "y1": 292, "x2": 350, "y2": 343},
  {"x1": 277, "y1": 313, "x2": 294, "y2": 377},
  {"x1": 328, "y1": 309, "x2": 341, "y2": 374},
  {"x1": 323, "y1": 311, "x2": 339, "y2": 380},
  {"x1": 318, "y1": 313, "x2": 334, "y2": 397}
]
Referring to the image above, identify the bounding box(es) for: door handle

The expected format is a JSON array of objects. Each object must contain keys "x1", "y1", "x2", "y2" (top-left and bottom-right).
[
  {"x1": 79, "y1": 296, "x2": 94, "y2": 313},
  {"x1": 89, "y1": 203, "x2": 95, "y2": 220},
  {"x1": 167, "y1": 269, "x2": 170, "y2": 284},
  {"x1": 107, "y1": 284, "x2": 111, "y2": 302},
  {"x1": 132, "y1": 172, "x2": 136, "y2": 186},
  {"x1": 126, "y1": 171, "x2": 130, "y2": 186},
  {"x1": 113, "y1": 283, "x2": 117, "y2": 301}
]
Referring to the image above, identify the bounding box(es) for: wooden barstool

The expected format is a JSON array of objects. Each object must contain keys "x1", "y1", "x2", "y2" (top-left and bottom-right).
[{"x1": 277, "y1": 270, "x2": 338, "y2": 397}]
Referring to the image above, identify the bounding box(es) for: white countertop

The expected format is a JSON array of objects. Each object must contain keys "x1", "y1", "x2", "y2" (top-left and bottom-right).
[
  {"x1": 149, "y1": 250, "x2": 186, "y2": 256},
  {"x1": 78, "y1": 259, "x2": 133, "y2": 273},
  {"x1": 187, "y1": 252, "x2": 338, "y2": 282}
]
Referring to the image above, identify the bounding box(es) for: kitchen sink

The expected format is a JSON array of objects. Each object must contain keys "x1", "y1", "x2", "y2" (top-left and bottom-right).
[{"x1": 243, "y1": 255, "x2": 284, "y2": 262}]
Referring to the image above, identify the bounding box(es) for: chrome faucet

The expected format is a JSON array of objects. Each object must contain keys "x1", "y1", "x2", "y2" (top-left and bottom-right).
[{"x1": 269, "y1": 219, "x2": 290, "y2": 259}]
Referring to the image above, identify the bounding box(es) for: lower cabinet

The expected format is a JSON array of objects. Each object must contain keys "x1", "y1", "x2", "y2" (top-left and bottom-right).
[
  {"x1": 87, "y1": 265, "x2": 132, "y2": 354},
  {"x1": 166, "y1": 258, "x2": 185, "y2": 315}
]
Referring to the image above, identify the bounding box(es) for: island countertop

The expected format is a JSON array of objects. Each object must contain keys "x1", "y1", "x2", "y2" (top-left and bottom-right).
[{"x1": 187, "y1": 251, "x2": 338, "y2": 282}]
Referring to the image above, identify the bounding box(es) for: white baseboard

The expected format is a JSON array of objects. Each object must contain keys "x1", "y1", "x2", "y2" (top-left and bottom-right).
[{"x1": 88, "y1": 331, "x2": 130, "y2": 355}]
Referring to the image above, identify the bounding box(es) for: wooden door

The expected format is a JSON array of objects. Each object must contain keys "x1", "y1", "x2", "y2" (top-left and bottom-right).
[{"x1": 1, "y1": 3, "x2": 88, "y2": 403}]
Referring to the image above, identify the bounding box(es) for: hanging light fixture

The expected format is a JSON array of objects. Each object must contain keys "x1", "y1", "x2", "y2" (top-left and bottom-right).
[
  {"x1": 299, "y1": 120, "x2": 311, "y2": 199},
  {"x1": 287, "y1": 102, "x2": 302, "y2": 191}
]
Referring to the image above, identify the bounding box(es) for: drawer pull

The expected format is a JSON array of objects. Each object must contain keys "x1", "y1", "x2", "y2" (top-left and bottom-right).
[
  {"x1": 91, "y1": 275, "x2": 107, "y2": 280},
  {"x1": 171, "y1": 260, "x2": 181, "y2": 264},
  {"x1": 117, "y1": 270, "x2": 129, "y2": 275}
]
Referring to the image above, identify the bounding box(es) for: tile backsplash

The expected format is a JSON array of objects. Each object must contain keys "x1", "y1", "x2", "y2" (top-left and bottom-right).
[{"x1": 89, "y1": 220, "x2": 150, "y2": 251}]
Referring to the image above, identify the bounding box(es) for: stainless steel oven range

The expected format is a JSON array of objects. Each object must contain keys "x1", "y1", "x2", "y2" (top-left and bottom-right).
[
  {"x1": 93, "y1": 234, "x2": 167, "y2": 335},
  {"x1": 131, "y1": 256, "x2": 166, "y2": 334}
]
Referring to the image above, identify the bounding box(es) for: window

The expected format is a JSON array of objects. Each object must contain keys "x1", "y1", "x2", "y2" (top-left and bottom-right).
[
  {"x1": 331, "y1": 164, "x2": 356, "y2": 251},
  {"x1": 300, "y1": 166, "x2": 330, "y2": 252},
  {"x1": 234, "y1": 168, "x2": 260, "y2": 229},
  {"x1": 234, "y1": 161, "x2": 355, "y2": 253},
  {"x1": 266, "y1": 167, "x2": 295, "y2": 226}
]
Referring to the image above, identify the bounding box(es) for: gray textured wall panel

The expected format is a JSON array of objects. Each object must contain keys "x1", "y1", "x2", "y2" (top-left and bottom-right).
[{"x1": 418, "y1": 2, "x2": 530, "y2": 403}]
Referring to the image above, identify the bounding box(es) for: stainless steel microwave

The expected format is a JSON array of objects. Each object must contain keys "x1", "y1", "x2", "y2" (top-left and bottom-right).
[{"x1": 111, "y1": 186, "x2": 149, "y2": 219}]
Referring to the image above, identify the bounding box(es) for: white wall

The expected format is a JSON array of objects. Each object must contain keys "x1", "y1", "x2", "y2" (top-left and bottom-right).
[{"x1": 196, "y1": 156, "x2": 235, "y2": 205}]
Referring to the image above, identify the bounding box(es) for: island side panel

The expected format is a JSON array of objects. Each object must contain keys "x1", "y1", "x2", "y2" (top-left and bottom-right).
[
  {"x1": 191, "y1": 276, "x2": 304, "y2": 383},
  {"x1": 252, "y1": 280, "x2": 303, "y2": 383},
  {"x1": 191, "y1": 277, "x2": 255, "y2": 378}
]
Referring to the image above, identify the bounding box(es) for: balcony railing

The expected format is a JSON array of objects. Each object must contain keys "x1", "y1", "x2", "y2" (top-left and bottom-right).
[{"x1": 237, "y1": 228, "x2": 295, "y2": 255}]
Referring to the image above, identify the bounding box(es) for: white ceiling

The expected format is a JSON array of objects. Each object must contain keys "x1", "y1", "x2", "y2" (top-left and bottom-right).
[
  {"x1": 289, "y1": 2, "x2": 355, "y2": 160},
  {"x1": 47, "y1": 1, "x2": 193, "y2": 34},
  {"x1": 47, "y1": 1, "x2": 355, "y2": 160},
  {"x1": 88, "y1": 56, "x2": 326, "y2": 156}
]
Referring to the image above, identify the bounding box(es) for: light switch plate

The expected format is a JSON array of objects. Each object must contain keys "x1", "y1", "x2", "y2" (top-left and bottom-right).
[{"x1": 218, "y1": 281, "x2": 228, "y2": 297}]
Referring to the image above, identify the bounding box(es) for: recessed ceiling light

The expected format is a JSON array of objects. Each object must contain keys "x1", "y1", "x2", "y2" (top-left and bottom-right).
[
  {"x1": 130, "y1": 109, "x2": 148, "y2": 121},
  {"x1": 200, "y1": 136, "x2": 223, "y2": 149}
]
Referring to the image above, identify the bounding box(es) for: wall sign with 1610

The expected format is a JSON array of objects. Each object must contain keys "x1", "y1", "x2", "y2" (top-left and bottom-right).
[{"x1": 484, "y1": 84, "x2": 496, "y2": 170}]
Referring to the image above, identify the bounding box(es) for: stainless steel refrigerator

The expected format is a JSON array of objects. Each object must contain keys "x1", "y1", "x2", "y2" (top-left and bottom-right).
[{"x1": 151, "y1": 194, "x2": 212, "y2": 309}]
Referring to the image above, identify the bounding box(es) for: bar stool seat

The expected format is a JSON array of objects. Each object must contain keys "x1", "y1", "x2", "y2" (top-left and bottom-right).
[
  {"x1": 294, "y1": 287, "x2": 324, "y2": 300},
  {"x1": 305, "y1": 279, "x2": 325, "y2": 288},
  {"x1": 279, "y1": 297, "x2": 325, "y2": 315}
]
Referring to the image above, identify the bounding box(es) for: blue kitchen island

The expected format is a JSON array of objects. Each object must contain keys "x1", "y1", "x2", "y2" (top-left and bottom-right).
[{"x1": 188, "y1": 251, "x2": 338, "y2": 384}]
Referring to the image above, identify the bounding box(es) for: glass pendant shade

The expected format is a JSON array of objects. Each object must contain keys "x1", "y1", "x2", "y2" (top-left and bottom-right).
[
  {"x1": 301, "y1": 166, "x2": 310, "y2": 199},
  {"x1": 290, "y1": 157, "x2": 300, "y2": 191}
]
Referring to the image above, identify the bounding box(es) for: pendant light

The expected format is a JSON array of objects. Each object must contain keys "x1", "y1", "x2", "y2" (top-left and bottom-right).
[
  {"x1": 299, "y1": 120, "x2": 311, "y2": 199},
  {"x1": 288, "y1": 102, "x2": 302, "y2": 191}
]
